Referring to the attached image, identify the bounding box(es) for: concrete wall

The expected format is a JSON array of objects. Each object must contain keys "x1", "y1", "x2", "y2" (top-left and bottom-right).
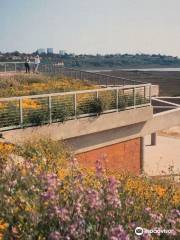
[
  {"x1": 2, "y1": 107, "x2": 180, "y2": 155},
  {"x1": 2, "y1": 106, "x2": 153, "y2": 144},
  {"x1": 67, "y1": 108, "x2": 180, "y2": 153},
  {"x1": 76, "y1": 138, "x2": 141, "y2": 175}
]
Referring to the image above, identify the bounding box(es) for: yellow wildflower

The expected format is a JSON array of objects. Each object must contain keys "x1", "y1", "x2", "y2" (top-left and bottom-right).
[
  {"x1": 0, "y1": 142, "x2": 14, "y2": 155},
  {"x1": 154, "y1": 185, "x2": 166, "y2": 198},
  {"x1": 172, "y1": 190, "x2": 180, "y2": 206},
  {"x1": 22, "y1": 99, "x2": 40, "y2": 109},
  {"x1": 0, "y1": 220, "x2": 8, "y2": 239}
]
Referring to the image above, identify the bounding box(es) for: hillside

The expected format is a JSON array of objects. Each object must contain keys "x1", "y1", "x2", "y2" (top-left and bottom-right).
[{"x1": 1, "y1": 52, "x2": 180, "y2": 69}]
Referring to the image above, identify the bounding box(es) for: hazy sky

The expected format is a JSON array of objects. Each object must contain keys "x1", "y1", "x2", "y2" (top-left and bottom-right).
[{"x1": 1, "y1": 0, "x2": 180, "y2": 56}]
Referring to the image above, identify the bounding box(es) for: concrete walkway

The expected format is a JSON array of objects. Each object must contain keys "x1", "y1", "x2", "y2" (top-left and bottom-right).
[{"x1": 144, "y1": 135, "x2": 180, "y2": 176}]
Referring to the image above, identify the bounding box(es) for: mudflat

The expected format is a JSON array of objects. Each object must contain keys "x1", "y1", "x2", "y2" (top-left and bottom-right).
[{"x1": 102, "y1": 70, "x2": 180, "y2": 97}]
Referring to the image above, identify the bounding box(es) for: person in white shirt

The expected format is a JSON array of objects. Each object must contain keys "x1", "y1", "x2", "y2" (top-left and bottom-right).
[{"x1": 34, "y1": 55, "x2": 40, "y2": 73}]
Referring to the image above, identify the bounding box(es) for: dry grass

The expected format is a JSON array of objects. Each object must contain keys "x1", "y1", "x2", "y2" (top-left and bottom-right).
[{"x1": 0, "y1": 73, "x2": 96, "y2": 98}]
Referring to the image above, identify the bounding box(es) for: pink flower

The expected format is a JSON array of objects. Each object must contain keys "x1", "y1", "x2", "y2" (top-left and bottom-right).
[
  {"x1": 48, "y1": 231, "x2": 61, "y2": 240},
  {"x1": 106, "y1": 177, "x2": 121, "y2": 208},
  {"x1": 58, "y1": 208, "x2": 70, "y2": 222},
  {"x1": 95, "y1": 159, "x2": 104, "y2": 176},
  {"x1": 109, "y1": 225, "x2": 129, "y2": 240},
  {"x1": 86, "y1": 189, "x2": 102, "y2": 210}
]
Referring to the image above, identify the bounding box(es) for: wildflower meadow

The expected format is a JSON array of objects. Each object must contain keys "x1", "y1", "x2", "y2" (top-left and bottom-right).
[{"x1": 0, "y1": 139, "x2": 179, "y2": 239}]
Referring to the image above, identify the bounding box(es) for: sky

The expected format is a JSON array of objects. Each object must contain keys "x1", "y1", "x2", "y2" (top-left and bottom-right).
[{"x1": 1, "y1": 0, "x2": 180, "y2": 56}]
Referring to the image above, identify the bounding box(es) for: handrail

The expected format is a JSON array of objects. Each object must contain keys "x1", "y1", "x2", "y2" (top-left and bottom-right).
[
  {"x1": 0, "y1": 84, "x2": 151, "y2": 102},
  {"x1": 62, "y1": 66, "x2": 146, "y2": 84},
  {"x1": 0, "y1": 84, "x2": 151, "y2": 132},
  {"x1": 0, "y1": 61, "x2": 34, "y2": 64},
  {"x1": 0, "y1": 62, "x2": 147, "y2": 85},
  {"x1": 0, "y1": 61, "x2": 24, "y2": 64}
]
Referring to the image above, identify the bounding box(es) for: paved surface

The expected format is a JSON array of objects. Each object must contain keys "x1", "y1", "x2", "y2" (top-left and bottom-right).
[
  {"x1": 144, "y1": 135, "x2": 180, "y2": 176},
  {"x1": 158, "y1": 125, "x2": 180, "y2": 138}
]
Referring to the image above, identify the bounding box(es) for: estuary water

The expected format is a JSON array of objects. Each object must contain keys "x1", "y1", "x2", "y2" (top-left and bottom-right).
[{"x1": 89, "y1": 68, "x2": 180, "y2": 73}]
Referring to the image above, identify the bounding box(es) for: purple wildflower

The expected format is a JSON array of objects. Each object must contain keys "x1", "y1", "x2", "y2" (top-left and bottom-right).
[
  {"x1": 48, "y1": 231, "x2": 61, "y2": 240},
  {"x1": 54, "y1": 207, "x2": 70, "y2": 222},
  {"x1": 95, "y1": 159, "x2": 104, "y2": 176},
  {"x1": 149, "y1": 213, "x2": 163, "y2": 223},
  {"x1": 86, "y1": 189, "x2": 102, "y2": 210},
  {"x1": 167, "y1": 229, "x2": 177, "y2": 236},
  {"x1": 41, "y1": 191, "x2": 56, "y2": 201},
  {"x1": 40, "y1": 173, "x2": 60, "y2": 202},
  {"x1": 109, "y1": 225, "x2": 129, "y2": 240},
  {"x1": 106, "y1": 176, "x2": 121, "y2": 208},
  {"x1": 171, "y1": 209, "x2": 180, "y2": 217},
  {"x1": 144, "y1": 207, "x2": 151, "y2": 213}
]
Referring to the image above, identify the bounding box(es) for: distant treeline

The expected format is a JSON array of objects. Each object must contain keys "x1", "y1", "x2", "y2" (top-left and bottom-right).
[
  {"x1": 58, "y1": 54, "x2": 180, "y2": 69},
  {"x1": 1, "y1": 51, "x2": 180, "y2": 69}
]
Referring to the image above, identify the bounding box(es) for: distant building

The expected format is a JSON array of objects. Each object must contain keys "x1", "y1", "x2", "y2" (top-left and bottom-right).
[
  {"x1": 59, "y1": 50, "x2": 66, "y2": 56},
  {"x1": 37, "y1": 48, "x2": 46, "y2": 54},
  {"x1": 47, "y1": 48, "x2": 53, "y2": 54},
  {"x1": 12, "y1": 56, "x2": 22, "y2": 60}
]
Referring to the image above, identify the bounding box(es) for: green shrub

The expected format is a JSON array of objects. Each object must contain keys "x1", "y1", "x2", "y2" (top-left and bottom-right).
[
  {"x1": 77, "y1": 98, "x2": 103, "y2": 116},
  {"x1": 23, "y1": 110, "x2": 49, "y2": 126},
  {"x1": 52, "y1": 103, "x2": 73, "y2": 123}
]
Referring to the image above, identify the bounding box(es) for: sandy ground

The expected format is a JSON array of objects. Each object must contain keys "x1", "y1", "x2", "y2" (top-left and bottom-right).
[
  {"x1": 144, "y1": 134, "x2": 180, "y2": 176},
  {"x1": 158, "y1": 125, "x2": 180, "y2": 138}
]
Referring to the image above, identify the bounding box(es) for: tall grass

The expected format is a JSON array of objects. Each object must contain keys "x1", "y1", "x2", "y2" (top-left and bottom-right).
[{"x1": 0, "y1": 73, "x2": 96, "y2": 98}]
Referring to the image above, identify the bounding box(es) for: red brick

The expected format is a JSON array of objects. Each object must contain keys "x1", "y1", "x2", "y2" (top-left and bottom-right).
[{"x1": 76, "y1": 138, "x2": 141, "y2": 175}]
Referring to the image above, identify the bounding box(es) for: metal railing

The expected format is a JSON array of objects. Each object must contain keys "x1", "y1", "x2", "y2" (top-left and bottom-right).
[
  {"x1": 40, "y1": 64, "x2": 146, "y2": 86},
  {"x1": 0, "y1": 62, "x2": 146, "y2": 86},
  {"x1": 0, "y1": 62, "x2": 31, "y2": 72},
  {"x1": 0, "y1": 84, "x2": 151, "y2": 132}
]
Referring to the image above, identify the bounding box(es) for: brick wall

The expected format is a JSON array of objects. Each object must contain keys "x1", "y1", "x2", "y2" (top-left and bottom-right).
[{"x1": 76, "y1": 138, "x2": 141, "y2": 175}]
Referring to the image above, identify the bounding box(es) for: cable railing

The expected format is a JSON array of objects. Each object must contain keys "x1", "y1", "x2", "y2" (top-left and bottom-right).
[
  {"x1": 0, "y1": 62, "x2": 146, "y2": 86},
  {"x1": 40, "y1": 64, "x2": 146, "y2": 86},
  {"x1": 0, "y1": 62, "x2": 30, "y2": 72},
  {"x1": 0, "y1": 84, "x2": 151, "y2": 132}
]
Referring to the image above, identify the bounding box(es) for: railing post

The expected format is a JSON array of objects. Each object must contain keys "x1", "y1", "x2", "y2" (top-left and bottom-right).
[
  {"x1": 149, "y1": 84, "x2": 152, "y2": 105},
  {"x1": 116, "y1": 88, "x2": 119, "y2": 111},
  {"x1": 134, "y1": 87, "x2": 136, "y2": 108},
  {"x1": 15, "y1": 63, "x2": 17, "y2": 72},
  {"x1": 48, "y1": 96, "x2": 52, "y2": 124},
  {"x1": 144, "y1": 86, "x2": 146, "y2": 104},
  {"x1": 74, "y1": 93, "x2": 77, "y2": 119},
  {"x1": 19, "y1": 98, "x2": 23, "y2": 128},
  {"x1": 5, "y1": 63, "x2": 6, "y2": 72}
]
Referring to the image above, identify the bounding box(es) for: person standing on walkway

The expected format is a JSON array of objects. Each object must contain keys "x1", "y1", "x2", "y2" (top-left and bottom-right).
[
  {"x1": 34, "y1": 55, "x2": 40, "y2": 73},
  {"x1": 24, "y1": 57, "x2": 30, "y2": 73}
]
